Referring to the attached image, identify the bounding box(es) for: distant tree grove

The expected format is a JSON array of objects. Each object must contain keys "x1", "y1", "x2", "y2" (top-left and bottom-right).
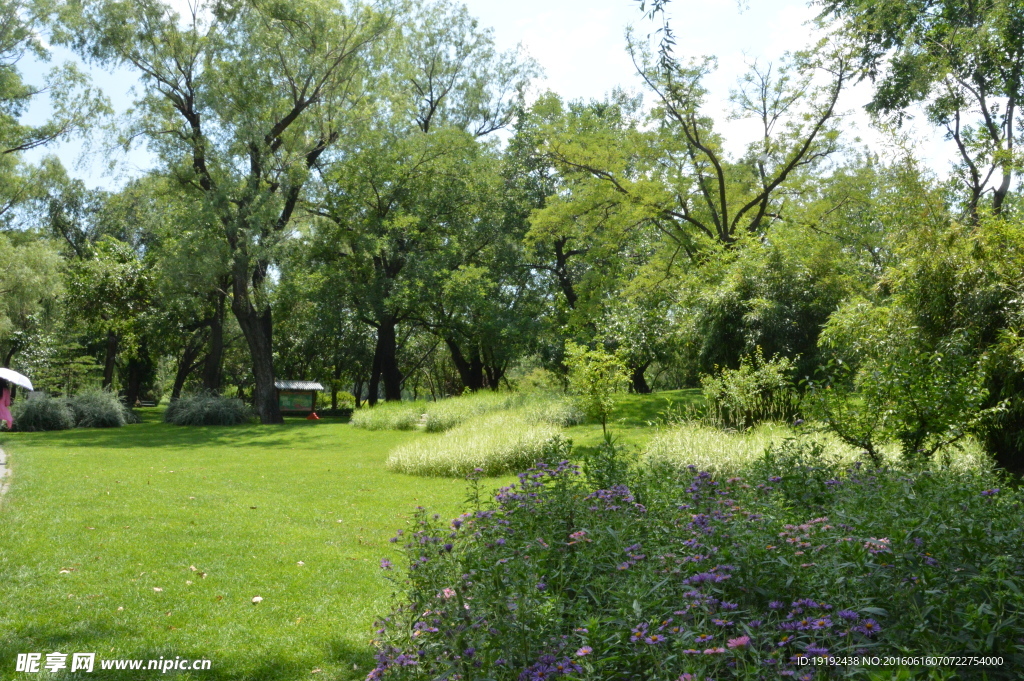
[{"x1": 4, "y1": 0, "x2": 1024, "y2": 471}]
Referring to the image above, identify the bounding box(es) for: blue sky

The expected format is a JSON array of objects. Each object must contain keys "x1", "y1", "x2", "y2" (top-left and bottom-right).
[{"x1": 21, "y1": 0, "x2": 951, "y2": 189}]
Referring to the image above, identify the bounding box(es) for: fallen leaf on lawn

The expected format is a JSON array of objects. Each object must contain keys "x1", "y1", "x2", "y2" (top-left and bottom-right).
[
  {"x1": 311, "y1": 669, "x2": 321, "y2": 674},
  {"x1": 87, "y1": 527, "x2": 95, "y2": 530},
  {"x1": 250, "y1": 506, "x2": 257, "y2": 510},
  {"x1": 186, "y1": 580, "x2": 193, "y2": 585},
  {"x1": 216, "y1": 596, "x2": 223, "y2": 601},
  {"x1": 59, "y1": 569, "x2": 71, "y2": 574},
  {"x1": 153, "y1": 587, "x2": 163, "y2": 592},
  {"x1": 189, "y1": 497, "x2": 195, "y2": 500},
  {"x1": 252, "y1": 596, "x2": 263, "y2": 604},
  {"x1": 117, "y1": 607, "x2": 123, "y2": 611},
  {"x1": 297, "y1": 561, "x2": 305, "y2": 566},
  {"x1": 199, "y1": 572, "x2": 207, "y2": 578},
  {"x1": 189, "y1": 565, "x2": 197, "y2": 572}
]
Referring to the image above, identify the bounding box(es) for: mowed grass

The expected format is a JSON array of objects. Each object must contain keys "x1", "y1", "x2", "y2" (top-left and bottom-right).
[{"x1": 0, "y1": 410, "x2": 505, "y2": 681}]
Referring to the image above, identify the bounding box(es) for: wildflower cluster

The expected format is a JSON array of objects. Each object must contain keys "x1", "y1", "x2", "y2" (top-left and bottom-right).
[{"x1": 368, "y1": 437, "x2": 1024, "y2": 679}]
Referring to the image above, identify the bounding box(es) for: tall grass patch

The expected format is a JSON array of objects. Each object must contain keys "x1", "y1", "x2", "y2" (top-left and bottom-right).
[
  {"x1": 643, "y1": 422, "x2": 991, "y2": 476},
  {"x1": 386, "y1": 397, "x2": 579, "y2": 477},
  {"x1": 11, "y1": 395, "x2": 75, "y2": 432},
  {"x1": 423, "y1": 392, "x2": 525, "y2": 432},
  {"x1": 164, "y1": 394, "x2": 252, "y2": 426},
  {"x1": 350, "y1": 401, "x2": 424, "y2": 431},
  {"x1": 68, "y1": 390, "x2": 133, "y2": 428}
]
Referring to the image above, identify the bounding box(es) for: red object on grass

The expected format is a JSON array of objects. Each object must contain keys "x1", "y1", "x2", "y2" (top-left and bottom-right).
[{"x1": 306, "y1": 412, "x2": 320, "y2": 420}]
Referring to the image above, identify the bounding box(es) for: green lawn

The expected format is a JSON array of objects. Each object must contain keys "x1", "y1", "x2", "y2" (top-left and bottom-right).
[
  {"x1": 0, "y1": 391, "x2": 697, "y2": 680},
  {"x1": 563, "y1": 388, "x2": 703, "y2": 450},
  {"x1": 0, "y1": 411, "x2": 507, "y2": 680}
]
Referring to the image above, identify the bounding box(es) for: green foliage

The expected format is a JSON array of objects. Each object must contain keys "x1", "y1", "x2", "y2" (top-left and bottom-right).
[
  {"x1": 11, "y1": 395, "x2": 75, "y2": 432},
  {"x1": 564, "y1": 342, "x2": 629, "y2": 435},
  {"x1": 812, "y1": 299, "x2": 998, "y2": 462},
  {"x1": 350, "y1": 401, "x2": 425, "y2": 431},
  {"x1": 67, "y1": 389, "x2": 132, "y2": 428},
  {"x1": 373, "y1": 440, "x2": 1024, "y2": 680},
  {"x1": 163, "y1": 394, "x2": 253, "y2": 427},
  {"x1": 700, "y1": 347, "x2": 799, "y2": 429}
]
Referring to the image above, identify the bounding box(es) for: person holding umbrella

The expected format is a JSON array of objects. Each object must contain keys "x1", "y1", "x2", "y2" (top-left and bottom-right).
[
  {"x1": 0, "y1": 378, "x2": 11, "y2": 430},
  {"x1": 0, "y1": 368, "x2": 33, "y2": 431}
]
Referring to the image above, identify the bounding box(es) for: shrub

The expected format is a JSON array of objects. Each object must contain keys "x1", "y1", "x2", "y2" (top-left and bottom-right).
[
  {"x1": 565, "y1": 342, "x2": 629, "y2": 435},
  {"x1": 11, "y1": 395, "x2": 75, "y2": 432},
  {"x1": 386, "y1": 409, "x2": 563, "y2": 477},
  {"x1": 370, "y1": 440, "x2": 1024, "y2": 680},
  {"x1": 68, "y1": 390, "x2": 132, "y2": 428},
  {"x1": 164, "y1": 394, "x2": 252, "y2": 426},
  {"x1": 350, "y1": 401, "x2": 424, "y2": 431},
  {"x1": 700, "y1": 347, "x2": 799, "y2": 429}
]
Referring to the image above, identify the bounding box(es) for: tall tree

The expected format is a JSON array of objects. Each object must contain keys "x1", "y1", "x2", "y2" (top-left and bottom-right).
[
  {"x1": 820, "y1": 0, "x2": 1024, "y2": 218},
  {"x1": 52, "y1": 0, "x2": 388, "y2": 422}
]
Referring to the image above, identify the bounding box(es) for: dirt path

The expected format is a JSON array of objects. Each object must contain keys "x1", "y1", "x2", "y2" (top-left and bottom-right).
[{"x1": 0, "y1": 446, "x2": 9, "y2": 499}]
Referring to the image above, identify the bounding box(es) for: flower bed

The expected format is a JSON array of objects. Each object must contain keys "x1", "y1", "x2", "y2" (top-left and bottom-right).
[{"x1": 369, "y1": 439, "x2": 1024, "y2": 679}]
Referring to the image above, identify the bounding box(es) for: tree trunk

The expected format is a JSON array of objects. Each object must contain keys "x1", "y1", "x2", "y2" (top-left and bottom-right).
[
  {"x1": 376, "y1": 319, "x2": 403, "y2": 401},
  {"x1": 202, "y1": 289, "x2": 227, "y2": 393},
  {"x1": 125, "y1": 357, "x2": 144, "y2": 406},
  {"x1": 368, "y1": 336, "x2": 382, "y2": 407},
  {"x1": 353, "y1": 378, "x2": 364, "y2": 409},
  {"x1": 102, "y1": 331, "x2": 119, "y2": 390},
  {"x1": 171, "y1": 331, "x2": 206, "y2": 401},
  {"x1": 232, "y1": 278, "x2": 282, "y2": 425},
  {"x1": 446, "y1": 337, "x2": 484, "y2": 392},
  {"x1": 484, "y1": 363, "x2": 505, "y2": 391},
  {"x1": 630, "y1": 362, "x2": 652, "y2": 394}
]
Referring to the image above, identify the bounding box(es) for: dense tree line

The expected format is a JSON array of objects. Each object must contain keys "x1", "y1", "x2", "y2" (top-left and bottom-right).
[{"x1": 3, "y1": 0, "x2": 1024, "y2": 470}]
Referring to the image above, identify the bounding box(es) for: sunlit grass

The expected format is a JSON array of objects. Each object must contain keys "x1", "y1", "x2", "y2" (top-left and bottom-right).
[
  {"x1": 385, "y1": 397, "x2": 581, "y2": 477},
  {"x1": 0, "y1": 410, "x2": 509, "y2": 681},
  {"x1": 642, "y1": 421, "x2": 993, "y2": 475}
]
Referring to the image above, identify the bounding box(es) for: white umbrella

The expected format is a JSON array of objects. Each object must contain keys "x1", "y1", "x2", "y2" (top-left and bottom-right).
[{"x1": 0, "y1": 368, "x2": 33, "y2": 391}]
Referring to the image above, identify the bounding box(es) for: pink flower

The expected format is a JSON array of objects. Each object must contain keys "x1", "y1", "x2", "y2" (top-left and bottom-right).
[
  {"x1": 678, "y1": 675, "x2": 694, "y2": 681},
  {"x1": 575, "y1": 646, "x2": 592, "y2": 656},
  {"x1": 702, "y1": 647, "x2": 726, "y2": 654},
  {"x1": 441, "y1": 588, "x2": 456, "y2": 599},
  {"x1": 727, "y1": 635, "x2": 750, "y2": 649}
]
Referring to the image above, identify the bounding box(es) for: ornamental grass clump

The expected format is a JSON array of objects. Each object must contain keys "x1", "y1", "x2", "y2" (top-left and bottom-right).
[
  {"x1": 422, "y1": 392, "x2": 525, "y2": 432},
  {"x1": 68, "y1": 389, "x2": 133, "y2": 428},
  {"x1": 350, "y1": 401, "x2": 425, "y2": 431},
  {"x1": 12, "y1": 395, "x2": 75, "y2": 432},
  {"x1": 164, "y1": 393, "x2": 252, "y2": 426},
  {"x1": 385, "y1": 408, "x2": 562, "y2": 477},
  {"x1": 369, "y1": 437, "x2": 1024, "y2": 680}
]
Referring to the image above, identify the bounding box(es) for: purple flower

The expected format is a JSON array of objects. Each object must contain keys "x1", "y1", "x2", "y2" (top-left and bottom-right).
[
  {"x1": 575, "y1": 646, "x2": 592, "y2": 657},
  {"x1": 837, "y1": 609, "x2": 859, "y2": 621},
  {"x1": 769, "y1": 601, "x2": 784, "y2": 609},
  {"x1": 854, "y1": 619, "x2": 881, "y2": 636},
  {"x1": 379, "y1": 558, "x2": 393, "y2": 570},
  {"x1": 981, "y1": 488, "x2": 1000, "y2": 496},
  {"x1": 805, "y1": 645, "x2": 829, "y2": 656},
  {"x1": 645, "y1": 634, "x2": 667, "y2": 645}
]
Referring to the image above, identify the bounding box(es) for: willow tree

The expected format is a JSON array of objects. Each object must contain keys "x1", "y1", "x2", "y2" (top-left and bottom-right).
[{"x1": 50, "y1": 0, "x2": 387, "y2": 422}]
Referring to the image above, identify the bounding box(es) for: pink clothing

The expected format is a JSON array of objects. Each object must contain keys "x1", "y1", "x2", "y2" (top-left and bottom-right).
[{"x1": 0, "y1": 387, "x2": 11, "y2": 429}]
